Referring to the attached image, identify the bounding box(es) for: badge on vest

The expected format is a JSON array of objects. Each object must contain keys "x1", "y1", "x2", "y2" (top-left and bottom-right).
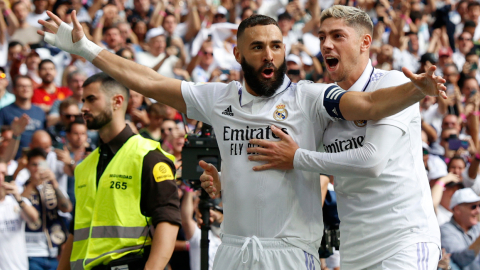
[
  {"x1": 273, "y1": 103, "x2": 288, "y2": 121},
  {"x1": 153, "y1": 162, "x2": 174, "y2": 182},
  {"x1": 111, "y1": 265, "x2": 129, "y2": 270}
]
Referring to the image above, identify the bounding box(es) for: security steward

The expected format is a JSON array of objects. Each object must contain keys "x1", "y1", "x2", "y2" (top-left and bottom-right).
[{"x1": 57, "y1": 73, "x2": 181, "y2": 270}]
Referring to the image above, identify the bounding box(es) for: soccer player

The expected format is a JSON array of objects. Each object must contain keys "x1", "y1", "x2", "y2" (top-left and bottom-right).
[
  {"x1": 236, "y1": 5, "x2": 440, "y2": 270},
  {"x1": 38, "y1": 11, "x2": 445, "y2": 269}
]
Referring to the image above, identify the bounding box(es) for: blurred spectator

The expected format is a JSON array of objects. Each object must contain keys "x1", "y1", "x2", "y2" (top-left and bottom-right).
[
  {"x1": 278, "y1": 12, "x2": 296, "y2": 55},
  {"x1": 192, "y1": 43, "x2": 219, "y2": 83},
  {"x1": 0, "y1": 76, "x2": 46, "y2": 159},
  {"x1": 127, "y1": 0, "x2": 153, "y2": 25},
  {"x1": 286, "y1": 54, "x2": 304, "y2": 83},
  {"x1": 0, "y1": 160, "x2": 39, "y2": 270},
  {"x1": 441, "y1": 188, "x2": 480, "y2": 270},
  {"x1": 32, "y1": 60, "x2": 72, "y2": 113},
  {"x1": 63, "y1": 118, "x2": 89, "y2": 204},
  {"x1": 26, "y1": 0, "x2": 49, "y2": 29},
  {"x1": 453, "y1": 32, "x2": 474, "y2": 72},
  {"x1": 21, "y1": 147, "x2": 72, "y2": 270},
  {"x1": 10, "y1": 1, "x2": 43, "y2": 46},
  {"x1": 140, "y1": 103, "x2": 167, "y2": 142},
  {"x1": 0, "y1": 67, "x2": 15, "y2": 109},
  {"x1": 47, "y1": 98, "x2": 80, "y2": 145},
  {"x1": 136, "y1": 27, "x2": 180, "y2": 78},
  {"x1": 126, "y1": 89, "x2": 149, "y2": 129},
  {"x1": 48, "y1": 70, "x2": 86, "y2": 126}
]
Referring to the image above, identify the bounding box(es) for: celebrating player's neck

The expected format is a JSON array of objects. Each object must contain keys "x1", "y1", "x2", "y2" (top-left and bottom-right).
[{"x1": 336, "y1": 58, "x2": 370, "y2": 90}]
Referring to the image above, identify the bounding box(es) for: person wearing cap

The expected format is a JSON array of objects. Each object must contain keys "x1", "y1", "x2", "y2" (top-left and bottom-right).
[
  {"x1": 136, "y1": 27, "x2": 179, "y2": 79},
  {"x1": 441, "y1": 188, "x2": 480, "y2": 270},
  {"x1": 213, "y1": 6, "x2": 228, "y2": 24},
  {"x1": 437, "y1": 47, "x2": 454, "y2": 75},
  {"x1": 285, "y1": 54, "x2": 303, "y2": 83}
]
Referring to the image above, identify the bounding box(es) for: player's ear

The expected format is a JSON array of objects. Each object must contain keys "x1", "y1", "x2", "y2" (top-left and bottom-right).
[
  {"x1": 234, "y1": 46, "x2": 241, "y2": 64},
  {"x1": 360, "y1": 33, "x2": 372, "y2": 53}
]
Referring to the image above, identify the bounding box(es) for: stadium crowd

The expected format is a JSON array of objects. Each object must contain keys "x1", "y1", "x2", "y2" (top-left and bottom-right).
[{"x1": 1, "y1": 0, "x2": 480, "y2": 269}]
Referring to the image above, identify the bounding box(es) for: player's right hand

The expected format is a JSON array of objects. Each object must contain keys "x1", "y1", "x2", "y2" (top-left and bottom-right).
[
  {"x1": 199, "y1": 160, "x2": 221, "y2": 199},
  {"x1": 38, "y1": 10, "x2": 84, "y2": 47}
]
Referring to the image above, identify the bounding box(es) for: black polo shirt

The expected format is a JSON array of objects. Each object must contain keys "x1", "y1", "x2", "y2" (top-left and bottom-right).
[{"x1": 69, "y1": 125, "x2": 181, "y2": 234}]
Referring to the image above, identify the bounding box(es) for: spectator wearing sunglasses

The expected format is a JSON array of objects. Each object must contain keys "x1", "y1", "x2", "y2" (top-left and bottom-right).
[
  {"x1": 192, "y1": 43, "x2": 219, "y2": 83},
  {"x1": 441, "y1": 188, "x2": 480, "y2": 270},
  {"x1": 47, "y1": 98, "x2": 80, "y2": 147},
  {"x1": 0, "y1": 67, "x2": 15, "y2": 109}
]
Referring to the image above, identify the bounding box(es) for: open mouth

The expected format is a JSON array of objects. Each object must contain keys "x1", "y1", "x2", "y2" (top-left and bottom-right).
[
  {"x1": 325, "y1": 56, "x2": 339, "y2": 70},
  {"x1": 261, "y1": 68, "x2": 274, "y2": 79}
]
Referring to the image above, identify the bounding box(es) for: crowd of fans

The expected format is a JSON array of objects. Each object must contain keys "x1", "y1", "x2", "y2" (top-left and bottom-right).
[{"x1": 2, "y1": 0, "x2": 480, "y2": 269}]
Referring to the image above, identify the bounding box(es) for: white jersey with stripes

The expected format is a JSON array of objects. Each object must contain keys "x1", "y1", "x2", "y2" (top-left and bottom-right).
[{"x1": 181, "y1": 76, "x2": 345, "y2": 255}]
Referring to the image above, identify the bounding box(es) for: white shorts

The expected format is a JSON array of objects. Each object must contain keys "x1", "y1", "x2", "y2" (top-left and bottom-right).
[
  {"x1": 367, "y1": 242, "x2": 440, "y2": 270},
  {"x1": 212, "y1": 234, "x2": 320, "y2": 270}
]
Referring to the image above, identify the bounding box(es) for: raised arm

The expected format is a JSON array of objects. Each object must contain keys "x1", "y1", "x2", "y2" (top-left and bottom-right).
[
  {"x1": 38, "y1": 11, "x2": 187, "y2": 114},
  {"x1": 339, "y1": 66, "x2": 446, "y2": 121}
]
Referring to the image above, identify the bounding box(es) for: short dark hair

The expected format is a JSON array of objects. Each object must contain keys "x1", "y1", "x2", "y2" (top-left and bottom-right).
[
  {"x1": 66, "y1": 118, "x2": 86, "y2": 133},
  {"x1": 237, "y1": 15, "x2": 280, "y2": 40},
  {"x1": 102, "y1": 25, "x2": 120, "y2": 35},
  {"x1": 468, "y1": 1, "x2": 480, "y2": 9},
  {"x1": 466, "y1": 49, "x2": 478, "y2": 58},
  {"x1": 13, "y1": 75, "x2": 32, "y2": 88},
  {"x1": 278, "y1": 12, "x2": 292, "y2": 22},
  {"x1": 147, "y1": 103, "x2": 167, "y2": 117},
  {"x1": 27, "y1": 147, "x2": 47, "y2": 161},
  {"x1": 38, "y1": 59, "x2": 55, "y2": 70},
  {"x1": 464, "y1": 20, "x2": 477, "y2": 29},
  {"x1": 447, "y1": 156, "x2": 467, "y2": 171},
  {"x1": 0, "y1": 67, "x2": 5, "y2": 74},
  {"x1": 0, "y1": 125, "x2": 11, "y2": 133},
  {"x1": 83, "y1": 72, "x2": 130, "y2": 102},
  {"x1": 59, "y1": 98, "x2": 79, "y2": 113},
  {"x1": 8, "y1": 41, "x2": 23, "y2": 50},
  {"x1": 410, "y1": 11, "x2": 422, "y2": 23},
  {"x1": 459, "y1": 75, "x2": 476, "y2": 90}
]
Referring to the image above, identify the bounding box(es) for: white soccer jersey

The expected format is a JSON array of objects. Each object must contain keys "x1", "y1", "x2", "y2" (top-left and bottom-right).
[
  {"x1": 321, "y1": 62, "x2": 441, "y2": 269},
  {"x1": 181, "y1": 76, "x2": 344, "y2": 255}
]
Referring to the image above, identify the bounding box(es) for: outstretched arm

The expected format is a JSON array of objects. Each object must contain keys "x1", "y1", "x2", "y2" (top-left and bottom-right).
[
  {"x1": 37, "y1": 11, "x2": 186, "y2": 114},
  {"x1": 248, "y1": 124, "x2": 401, "y2": 176},
  {"x1": 339, "y1": 66, "x2": 446, "y2": 121}
]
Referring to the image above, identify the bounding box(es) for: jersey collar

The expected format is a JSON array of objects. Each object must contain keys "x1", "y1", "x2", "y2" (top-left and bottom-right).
[
  {"x1": 346, "y1": 60, "x2": 374, "y2": 92},
  {"x1": 239, "y1": 75, "x2": 292, "y2": 107}
]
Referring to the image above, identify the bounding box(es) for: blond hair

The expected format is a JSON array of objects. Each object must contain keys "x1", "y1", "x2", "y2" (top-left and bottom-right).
[{"x1": 320, "y1": 5, "x2": 373, "y2": 35}]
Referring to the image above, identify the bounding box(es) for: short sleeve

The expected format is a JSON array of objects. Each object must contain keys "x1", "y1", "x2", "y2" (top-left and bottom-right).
[
  {"x1": 181, "y1": 81, "x2": 229, "y2": 124},
  {"x1": 367, "y1": 71, "x2": 414, "y2": 133}
]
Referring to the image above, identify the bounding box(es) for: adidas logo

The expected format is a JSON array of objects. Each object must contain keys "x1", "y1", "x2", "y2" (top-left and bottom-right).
[{"x1": 222, "y1": 105, "x2": 234, "y2": 116}]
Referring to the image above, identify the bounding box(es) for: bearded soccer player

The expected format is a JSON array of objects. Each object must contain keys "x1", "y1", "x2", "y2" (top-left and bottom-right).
[
  {"x1": 209, "y1": 5, "x2": 440, "y2": 270},
  {"x1": 38, "y1": 11, "x2": 445, "y2": 269}
]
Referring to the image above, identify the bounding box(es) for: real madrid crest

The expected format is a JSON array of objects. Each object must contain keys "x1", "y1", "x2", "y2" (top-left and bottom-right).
[
  {"x1": 273, "y1": 103, "x2": 288, "y2": 121},
  {"x1": 354, "y1": 120, "x2": 367, "y2": 127}
]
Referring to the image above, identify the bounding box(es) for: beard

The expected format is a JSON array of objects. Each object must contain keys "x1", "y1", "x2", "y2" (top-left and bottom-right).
[
  {"x1": 84, "y1": 108, "x2": 113, "y2": 130},
  {"x1": 241, "y1": 57, "x2": 287, "y2": 97}
]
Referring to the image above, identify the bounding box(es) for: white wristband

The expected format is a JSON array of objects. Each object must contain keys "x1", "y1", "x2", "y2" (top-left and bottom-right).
[{"x1": 43, "y1": 22, "x2": 103, "y2": 62}]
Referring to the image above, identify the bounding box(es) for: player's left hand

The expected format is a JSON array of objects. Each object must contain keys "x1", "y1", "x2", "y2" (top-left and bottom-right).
[
  {"x1": 247, "y1": 125, "x2": 299, "y2": 171},
  {"x1": 402, "y1": 65, "x2": 447, "y2": 99}
]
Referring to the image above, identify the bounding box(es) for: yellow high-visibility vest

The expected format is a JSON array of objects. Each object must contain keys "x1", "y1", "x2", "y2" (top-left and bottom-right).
[{"x1": 70, "y1": 135, "x2": 174, "y2": 270}]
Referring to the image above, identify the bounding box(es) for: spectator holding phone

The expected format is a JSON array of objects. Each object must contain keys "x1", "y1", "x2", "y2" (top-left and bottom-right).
[
  {"x1": 0, "y1": 160, "x2": 39, "y2": 270},
  {"x1": 21, "y1": 147, "x2": 72, "y2": 270}
]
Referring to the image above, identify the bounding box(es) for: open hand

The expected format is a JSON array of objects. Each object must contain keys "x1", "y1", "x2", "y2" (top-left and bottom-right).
[
  {"x1": 247, "y1": 125, "x2": 298, "y2": 171},
  {"x1": 11, "y1": 114, "x2": 30, "y2": 136},
  {"x1": 199, "y1": 160, "x2": 221, "y2": 199},
  {"x1": 402, "y1": 65, "x2": 447, "y2": 99},
  {"x1": 38, "y1": 10, "x2": 84, "y2": 44}
]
